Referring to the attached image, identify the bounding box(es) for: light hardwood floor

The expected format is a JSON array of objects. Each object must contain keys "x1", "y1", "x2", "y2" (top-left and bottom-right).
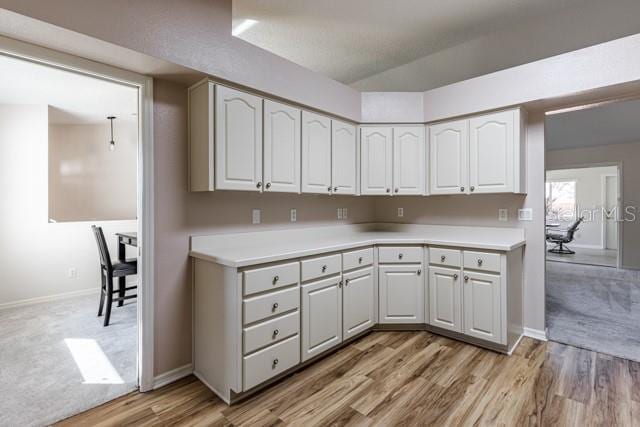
[{"x1": 57, "y1": 331, "x2": 640, "y2": 426}]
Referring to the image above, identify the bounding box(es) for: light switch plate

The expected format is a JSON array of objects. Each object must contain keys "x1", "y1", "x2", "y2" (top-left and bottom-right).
[
  {"x1": 252, "y1": 209, "x2": 261, "y2": 224},
  {"x1": 498, "y1": 209, "x2": 508, "y2": 221},
  {"x1": 290, "y1": 208, "x2": 297, "y2": 222},
  {"x1": 337, "y1": 208, "x2": 343, "y2": 220},
  {"x1": 397, "y1": 207, "x2": 404, "y2": 218},
  {"x1": 518, "y1": 208, "x2": 533, "y2": 221},
  {"x1": 343, "y1": 208, "x2": 348, "y2": 219}
]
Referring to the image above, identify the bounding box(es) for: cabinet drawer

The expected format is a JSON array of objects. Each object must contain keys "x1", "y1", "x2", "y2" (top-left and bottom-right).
[
  {"x1": 243, "y1": 334, "x2": 300, "y2": 391},
  {"x1": 301, "y1": 253, "x2": 341, "y2": 282},
  {"x1": 243, "y1": 311, "x2": 299, "y2": 355},
  {"x1": 243, "y1": 287, "x2": 299, "y2": 325},
  {"x1": 463, "y1": 251, "x2": 501, "y2": 273},
  {"x1": 343, "y1": 247, "x2": 374, "y2": 271},
  {"x1": 429, "y1": 247, "x2": 461, "y2": 268},
  {"x1": 243, "y1": 262, "x2": 300, "y2": 296},
  {"x1": 378, "y1": 246, "x2": 423, "y2": 264}
]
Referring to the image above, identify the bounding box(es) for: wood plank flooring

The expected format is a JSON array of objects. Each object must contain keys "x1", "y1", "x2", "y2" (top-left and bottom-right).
[{"x1": 57, "y1": 331, "x2": 640, "y2": 426}]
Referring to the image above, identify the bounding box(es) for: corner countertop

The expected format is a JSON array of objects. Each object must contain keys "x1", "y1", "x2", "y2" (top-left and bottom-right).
[{"x1": 189, "y1": 223, "x2": 526, "y2": 268}]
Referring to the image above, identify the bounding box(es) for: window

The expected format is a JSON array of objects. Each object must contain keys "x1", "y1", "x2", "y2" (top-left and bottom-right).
[{"x1": 546, "y1": 180, "x2": 576, "y2": 221}]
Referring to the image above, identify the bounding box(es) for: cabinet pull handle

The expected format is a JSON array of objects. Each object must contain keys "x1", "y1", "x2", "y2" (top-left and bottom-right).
[
  {"x1": 398, "y1": 253, "x2": 403, "y2": 259},
  {"x1": 464, "y1": 276, "x2": 469, "y2": 282},
  {"x1": 273, "y1": 329, "x2": 279, "y2": 337},
  {"x1": 334, "y1": 187, "x2": 338, "y2": 192},
  {"x1": 358, "y1": 256, "x2": 363, "y2": 264},
  {"x1": 322, "y1": 265, "x2": 327, "y2": 272},
  {"x1": 441, "y1": 255, "x2": 446, "y2": 262},
  {"x1": 477, "y1": 259, "x2": 483, "y2": 266},
  {"x1": 273, "y1": 275, "x2": 279, "y2": 284},
  {"x1": 272, "y1": 302, "x2": 279, "y2": 311},
  {"x1": 417, "y1": 269, "x2": 422, "y2": 275},
  {"x1": 453, "y1": 274, "x2": 458, "y2": 280},
  {"x1": 386, "y1": 188, "x2": 390, "y2": 193},
  {"x1": 265, "y1": 182, "x2": 272, "y2": 189},
  {"x1": 256, "y1": 181, "x2": 262, "y2": 189},
  {"x1": 460, "y1": 186, "x2": 465, "y2": 192},
  {"x1": 470, "y1": 186, "x2": 475, "y2": 192},
  {"x1": 273, "y1": 358, "x2": 279, "y2": 366}
]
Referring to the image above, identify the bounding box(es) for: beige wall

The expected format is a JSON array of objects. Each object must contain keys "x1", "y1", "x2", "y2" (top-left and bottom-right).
[
  {"x1": 49, "y1": 121, "x2": 137, "y2": 222},
  {"x1": 547, "y1": 141, "x2": 640, "y2": 269},
  {"x1": 0, "y1": 104, "x2": 137, "y2": 307},
  {"x1": 152, "y1": 79, "x2": 375, "y2": 374}
]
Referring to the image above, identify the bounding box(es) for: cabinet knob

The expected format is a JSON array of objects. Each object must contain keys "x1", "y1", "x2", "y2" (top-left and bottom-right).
[
  {"x1": 273, "y1": 329, "x2": 279, "y2": 337},
  {"x1": 441, "y1": 255, "x2": 446, "y2": 262},
  {"x1": 395, "y1": 188, "x2": 399, "y2": 193},
  {"x1": 322, "y1": 265, "x2": 327, "y2": 272},
  {"x1": 334, "y1": 187, "x2": 338, "y2": 192},
  {"x1": 272, "y1": 302, "x2": 279, "y2": 311},
  {"x1": 266, "y1": 182, "x2": 272, "y2": 189},
  {"x1": 460, "y1": 186, "x2": 465, "y2": 192},
  {"x1": 417, "y1": 269, "x2": 422, "y2": 275},
  {"x1": 338, "y1": 280, "x2": 343, "y2": 288},
  {"x1": 257, "y1": 181, "x2": 262, "y2": 189},
  {"x1": 328, "y1": 186, "x2": 332, "y2": 192},
  {"x1": 464, "y1": 275, "x2": 469, "y2": 282},
  {"x1": 453, "y1": 274, "x2": 458, "y2": 280},
  {"x1": 345, "y1": 279, "x2": 350, "y2": 286},
  {"x1": 272, "y1": 275, "x2": 279, "y2": 284},
  {"x1": 477, "y1": 259, "x2": 483, "y2": 266},
  {"x1": 398, "y1": 253, "x2": 403, "y2": 259},
  {"x1": 470, "y1": 186, "x2": 475, "y2": 192},
  {"x1": 358, "y1": 257, "x2": 363, "y2": 264},
  {"x1": 386, "y1": 188, "x2": 390, "y2": 193},
  {"x1": 273, "y1": 358, "x2": 279, "y2": 366}
]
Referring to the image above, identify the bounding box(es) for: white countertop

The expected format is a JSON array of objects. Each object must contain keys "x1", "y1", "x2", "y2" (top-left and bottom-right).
[{"x1": 189, "y1": 223, "x2": 526, "y2": 268}]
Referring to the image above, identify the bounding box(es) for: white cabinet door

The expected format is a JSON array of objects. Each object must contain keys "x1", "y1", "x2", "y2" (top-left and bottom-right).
[
  {"x1": 302, "y1": 111, "x2": 332, "y2": 194},
  {"x1": 463, "y1": 271, "x2": 503, "y2": 344},
  {"x1": 429, "y1": 120, "x2": 468, "y2": 195},
  {"x1": 428, "y1": 266, "x2": 462, "y2": 332},
  {"x1": 469, "y1": 110, "x2": 514, "y2": 194},
  {"x1": 393, "y1": 126, "x2": 425, "y2": 195},
  {"x1": 331, "y1": 120, "x2": 357, "y2": 195},
  {"x1": 215, "y1": 86, "x2": 263, "y2": 191},
  {"x1": 342, "y1": 267, "x2": 375, "y2": 340},
  {"x1": 301, "y1": 275, "x2": 342, "y2": 361},
  {"x1": 360, "y1": 127, "x2": 392, "y2": 195},
  {"x1": 263, "y1": 100, "x2": 301, "y2": 193},
  {"x1": 378, "y1": 265, "x2": 424, "y2": 323}
]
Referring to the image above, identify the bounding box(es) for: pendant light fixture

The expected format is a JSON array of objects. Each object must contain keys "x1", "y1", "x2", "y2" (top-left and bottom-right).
[{"x1": 107, "y1": 116, "x2": 116, "y2": 151}]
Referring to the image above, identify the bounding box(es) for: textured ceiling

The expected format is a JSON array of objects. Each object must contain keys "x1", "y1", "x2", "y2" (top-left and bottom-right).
[
  {"x1": 233, "y1": 0, "x2": 604, "y2": 85},
  {"x1": 546, "y1": 99, "x2": 640, "y2": 151}
]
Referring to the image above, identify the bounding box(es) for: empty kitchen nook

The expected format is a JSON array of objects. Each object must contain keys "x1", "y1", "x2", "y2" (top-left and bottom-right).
[{"x1": 188, "y1": 80, "x2": 527, "y2": 403}]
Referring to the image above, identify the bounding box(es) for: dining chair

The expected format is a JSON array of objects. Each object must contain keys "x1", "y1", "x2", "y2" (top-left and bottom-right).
[{"x1": 91, "y1": 225, "x2": 138, "y2": 326}]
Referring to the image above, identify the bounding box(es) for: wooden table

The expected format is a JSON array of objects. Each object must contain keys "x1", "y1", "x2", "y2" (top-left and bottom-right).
[{"x1": 115, "y1": 232, "x2": 137, "y2": 306}]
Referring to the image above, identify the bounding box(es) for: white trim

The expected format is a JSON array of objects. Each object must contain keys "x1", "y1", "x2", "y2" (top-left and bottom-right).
[
  {"x1": 0, "y1": 288, "x2": 99, "y2": 311},
  {"x1": 523, "y1": 327, "x2": 548, "y2": 341},
  {"x1": 569, "y1": 243, "x2": 606, "y2": 250},
  {"x1": 507, "y1": 333, "x2": 524, "y2": 355},
  {"x1": 0, "y1": 36, "x2": 155, "y2": 392},
  {"x1": 153, "y1": 364, "x2": 193, "y2": 390}
]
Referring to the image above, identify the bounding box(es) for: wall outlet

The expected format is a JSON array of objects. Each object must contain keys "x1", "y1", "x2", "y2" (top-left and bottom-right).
[
  {"x1": 397, "y1": 207, "x2": 404, "y2": 218},
  {"x1": 343, "y1": 208, "x2": 348, "y2": 219},
  {"x1": 518, "y1": 208, "x2": 533, "y2": 221},
  {"x1": 68, "y1": 267, "x2": 77, "y2": 279},
  {"x1": 498, "y1": 209, "x2": 508, "y2": 221},
  {"x1": 290, "y1": 208, "x2": 297, "y2": 222},
  {"x1": 252, "y1": 209, "x2": 261, "y2": 224},
  {"x1": 337, "y1": 208, "x2": 343, "y2": 220}
]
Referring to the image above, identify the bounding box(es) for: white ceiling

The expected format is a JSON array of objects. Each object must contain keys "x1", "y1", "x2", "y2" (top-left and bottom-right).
[
  {"x1": 546, "y1": 99, "x2": 640, "y2": 151},
  {"x1": 232, "y1": 0, "x2": 615, "y2": 85},
  {"x1": 0, "y1": 54, "x2": 138, "y2": 124}
]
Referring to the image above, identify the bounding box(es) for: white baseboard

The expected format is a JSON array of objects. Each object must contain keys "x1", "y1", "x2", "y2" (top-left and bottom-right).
[
  {"x1": 0, "y1": 288, "x2": 99, "y2": 311},
  {"x1": 153, "y1": 363, "x2": 193, "y2": 390},
  {"x1": 523, "y1": 327, "x2": 548, "y2": 342},
  {"x1": 570, "y1": 244, "x2": 605, "y2": 250}
]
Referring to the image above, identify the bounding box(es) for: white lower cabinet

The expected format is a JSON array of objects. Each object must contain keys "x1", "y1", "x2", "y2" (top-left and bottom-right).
[
  {"x1": 379, "y1": 264, "x2": 424, "y2": 324},
  {"x1": 301, "y1": 275, "x2": 343, "y2": 361},
  {"x1": 342, "y1": 266, "x2": 375, "y2": 340},
  {"x1": 463, "y1": 270, "x2": 502, "y2": 344},
  {"x1": 428, "y1": 266, "x2": 462, "y2": 333}
]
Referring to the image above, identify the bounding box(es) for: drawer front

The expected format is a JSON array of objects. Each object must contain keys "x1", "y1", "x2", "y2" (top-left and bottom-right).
[
  {"x1": 343, "y1": 247, "x2": 374, "y2": 271},
  {"x1": 301, "y1": 253, "x2": 342, "y2": 282},
  {"x1": 243, "y1": 311, "x2": 300, "y2": 354},
  {"x1": 243, "y1": 287, "x2": 299, "y2": 325},
  {"x1": 243, "y1": 261, "x2": 300, "y2": 296},
  {"x1": 378, "y1": 246, "x2": 423, "y2": 264},
  {"x1": 429, "y1": 247, "x2": 462, "y2": 268},
  {"x1": 463, "y1": 250, "x2": 501, "y2": 273},
  {"x1": 243, "y1": 334, "x2": 300, "y2": 391}
]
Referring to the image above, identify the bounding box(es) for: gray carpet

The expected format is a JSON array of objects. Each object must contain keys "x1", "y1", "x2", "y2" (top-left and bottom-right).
[
  {"x1": 546, "y1": 261, "x2": 640, "y2": 362},
  {"x1": 0, "y1": 293, "x2": 137, "y2": 427}
]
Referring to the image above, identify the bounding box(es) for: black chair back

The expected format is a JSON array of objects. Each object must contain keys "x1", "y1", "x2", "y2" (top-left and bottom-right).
[
  {"x1": 566, "y1": 216, "x2": 584, "y2": 239},
  {"x1": 92, "y1": 225, "x2": 113, "y2": 272}
]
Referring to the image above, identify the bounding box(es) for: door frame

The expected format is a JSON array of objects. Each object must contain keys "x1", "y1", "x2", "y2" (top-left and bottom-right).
[
  {"x1": 0, "y1": 36, "x2": 156, "y2": 391},
  {"x1": 601, "y1": 171, "x2": 620, "y2": 252}
]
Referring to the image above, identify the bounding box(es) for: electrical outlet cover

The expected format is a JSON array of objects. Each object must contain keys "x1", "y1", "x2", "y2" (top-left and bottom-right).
[
  {"x1": 290, "y1": 208, "x2": 297, "y2": 222},
  {"x1": 343, "y1": 208, "x2": 348, "y2": 219},
  {"x1": 398, "y1": 207, "x2": 404, "y2": 217},
  {"x1": 337, "y1": 208, "x2": 343, "y2": 220},
  {"x1": 252, "y1": 209, "x2": 261, "y2": 224},
  {"x1": 498, "y1": 209, "x2": 508, "y2": 221}
]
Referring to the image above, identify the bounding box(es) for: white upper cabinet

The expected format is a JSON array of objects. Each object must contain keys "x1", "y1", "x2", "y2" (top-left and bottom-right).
[
  {"x1": 393, "y1": 126, "x2": 426, "y2": 195},
  {"x1": 302, "y1": 111, "x2": 332, "y2": 194},
  {"x1": 469, "y1": 110, "x2": 514, "y2": 194},
  {"x1": 429, "y1": 119, "x2": 468, "y2": 195},
  {"x1": 215, "y1": 85, "x2": 263, "y2": 191},
  {"x1": 360, "y1": 127, "x2": 392, "y2": 195},
  {"x1": 331, "y1": 120, "x2": 357, "y2": 195},
  {"x1": 263, "y1": 100, "x2": 301, "y2": 193}
]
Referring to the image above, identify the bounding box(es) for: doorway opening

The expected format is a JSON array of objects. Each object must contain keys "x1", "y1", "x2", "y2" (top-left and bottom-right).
[{"x1": 0, "y1": 41, "x2": 153, "y2": 426}]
